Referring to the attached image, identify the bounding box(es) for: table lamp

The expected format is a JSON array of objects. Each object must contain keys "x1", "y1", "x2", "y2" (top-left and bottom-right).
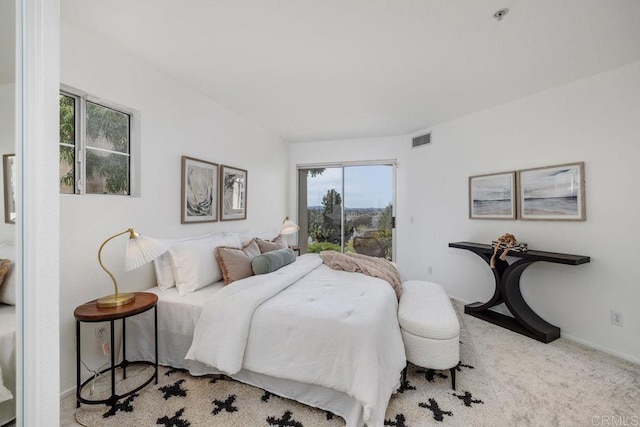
[
  {"x1": 97, "y1": 227, "x2": 168, "y2": 308},
  {"x1": 280, "y1": 217, "x2": 300, "y2": 236},
  {"x1": 280, "y1": 217, "x2": 300, "y2": 250}
]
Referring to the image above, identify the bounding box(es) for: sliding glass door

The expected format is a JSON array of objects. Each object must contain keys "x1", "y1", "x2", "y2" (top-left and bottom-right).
[{"x1": 298, "y1": 162, "x2": 395, "y2": 260}]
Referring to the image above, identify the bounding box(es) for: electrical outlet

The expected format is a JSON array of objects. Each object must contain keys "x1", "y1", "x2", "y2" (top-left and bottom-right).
[
  {"x1": 427, "y1": 266, "x2": 433, "y2": 275},
  {"x1": 611, "y1": 310, "x2": 624, "y2": 327},
  {"x1": 95, "y1": 326, "x2": 108, "y2": 342}
]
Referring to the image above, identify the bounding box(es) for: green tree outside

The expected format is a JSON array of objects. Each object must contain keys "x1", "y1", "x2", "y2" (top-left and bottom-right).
[{"x1": 59, "y1": 95, "x2": 130, "y2": 194}]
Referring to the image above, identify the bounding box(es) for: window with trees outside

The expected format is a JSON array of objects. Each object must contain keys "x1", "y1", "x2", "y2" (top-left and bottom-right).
[
  {"x1": 59, "y1": 90, "x2": 132, "y2": 195},
  {"x1": 297, "y1": 163, "x2": 395, "y2": 260}
]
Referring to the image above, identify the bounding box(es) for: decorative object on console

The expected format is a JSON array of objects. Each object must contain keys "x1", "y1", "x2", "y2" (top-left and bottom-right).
[
  {"x1": 97, "y1": 228, "x2": 169, "y2": 308},
  {"x1": 220, "y1": 165, "x2": 247, "y2": 221},
  {"x1": 181, "y1": 156, "x2": 219, "y2": 224},
  {"x1": 468, "y1": 171, "x2": 516, "y2": 220},
  {"x1": 489, "y1": 233, "x2": 520, "y2": 269},
  {"x1": 517, "y1": 162, "x2": 585, "y2": 221},
  {"x1": 491, "y1": 240, "x2": 528, "y2": 252},
  {"x1": 2, "y1": 154, "x2": 16, "y2": 225}
]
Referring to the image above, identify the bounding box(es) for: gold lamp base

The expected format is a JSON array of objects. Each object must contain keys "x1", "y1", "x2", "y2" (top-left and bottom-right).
[{"x1": 96, "y1": 293, "x2": 136, "y2": 308}]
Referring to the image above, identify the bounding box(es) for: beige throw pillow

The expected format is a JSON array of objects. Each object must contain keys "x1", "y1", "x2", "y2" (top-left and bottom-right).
[
  {"x1": 0, "y1": 259, "x2": 10, "y2": 289},
  {"x1": 0, "y1": 243, "x2": 15, "y2": 305},
  {"x1": 255, "y1": 234, "x2": 288, "y2": 254},
  {"x1": 215, "y1": 240, "x2": 261, "y2": 285}
]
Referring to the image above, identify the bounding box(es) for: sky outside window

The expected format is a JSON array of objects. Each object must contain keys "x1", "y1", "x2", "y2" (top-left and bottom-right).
[{"x1": 306, "y1": 165, "x2": 392, "y2": 208}]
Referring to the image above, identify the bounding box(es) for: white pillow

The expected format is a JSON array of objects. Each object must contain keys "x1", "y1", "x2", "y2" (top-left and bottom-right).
[
  {"x1": 153, "y1": 231, "x2": 228, "y2": 290},
  {"x1": 0, "y1": 242, "x2": 16, "y2": 305},
  {"x1": 154, "y1": 251, "x2": 177, "y2": 290},
  {"x1": 171, "y1": 233, "x2": 242, "y2": 296}
]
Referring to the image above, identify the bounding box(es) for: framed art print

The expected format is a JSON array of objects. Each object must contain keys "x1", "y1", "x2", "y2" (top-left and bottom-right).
[
  {"x1": 3, "y1": 154, "x2": 16, "y2": 224},
  {"x1": 220, "y1": 165, "x2": 247, "y2": 221},
  {"x1": 469, "y1": 171, "x2": 516, "y2": 220},
  {"x1": 517, "y1": 162, "x2": 585, "y2": 221},
  {"x1": 181, "y1": 156, "x2": 219, "y2": 224}
]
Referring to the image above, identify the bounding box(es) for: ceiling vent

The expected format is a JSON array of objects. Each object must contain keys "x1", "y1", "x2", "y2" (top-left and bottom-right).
[{"x1": 412, "y1": 133, "x2": 431, "y2": 148}]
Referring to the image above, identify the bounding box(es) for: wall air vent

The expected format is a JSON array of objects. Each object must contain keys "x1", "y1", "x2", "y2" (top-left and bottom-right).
[{"x1": 412, "y1": 132, "x2": 431, "y2": 148}]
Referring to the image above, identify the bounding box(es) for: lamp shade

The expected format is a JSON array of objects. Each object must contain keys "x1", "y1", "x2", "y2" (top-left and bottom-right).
[
  {"x1": 97, "y1": 227, "x2": 168, "y2": 308},
  {"x1": 125, "y1": 233, "x2": 170, "y2": 271},
  {"x1": 280, "y1": 217, "x2": 300, "y2": 235}
]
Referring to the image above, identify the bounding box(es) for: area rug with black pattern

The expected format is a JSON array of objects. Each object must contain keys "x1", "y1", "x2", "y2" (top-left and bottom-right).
[{"x1": 72, "y1": 310, "x2": 504, "y2": 426}]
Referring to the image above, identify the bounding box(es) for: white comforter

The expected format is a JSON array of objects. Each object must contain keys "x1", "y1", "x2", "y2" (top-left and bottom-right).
[
  {"x1": 186, "y1": 254, "x2": 406, "y2": 426},
  {"x1": 0, "y1": 305, "x2": 16, "y2": 424}
]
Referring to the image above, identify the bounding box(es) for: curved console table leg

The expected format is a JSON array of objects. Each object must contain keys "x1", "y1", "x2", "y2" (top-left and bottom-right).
[
  {"x1": 450, "y1": 241, "x2": 589, "y2": 344},
  {"x1": 465, "y1": 252, "x2": 505, "y2": 312},
  {"x1": 500, "y1": 260, "x2": 560, "y2": 343}
]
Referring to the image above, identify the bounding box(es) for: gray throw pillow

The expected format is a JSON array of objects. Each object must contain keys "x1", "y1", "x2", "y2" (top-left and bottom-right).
[{"x1": 252, "y1": 248, "x2": 296, "y2": 275}]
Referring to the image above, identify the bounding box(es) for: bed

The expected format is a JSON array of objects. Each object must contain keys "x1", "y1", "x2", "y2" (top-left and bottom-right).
[
  {"x1": 127, "y1": 252, "x2": 406, "y2": 427},
  {"x1": 0, "y1": 304, "x2": 16, "y2": 426},
  {"x1": 0, "y1": 242, "x2": 16, "y2": 426}
]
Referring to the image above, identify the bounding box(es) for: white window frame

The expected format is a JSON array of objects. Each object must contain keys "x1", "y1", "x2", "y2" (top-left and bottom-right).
[{"x1": 59, "y1": 85, "x2": 140, "y2": 196}]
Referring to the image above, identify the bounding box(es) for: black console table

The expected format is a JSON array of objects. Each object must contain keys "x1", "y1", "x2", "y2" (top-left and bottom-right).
[{"x1": 448, "y1": 242, "x2": 590, "y2": 343}]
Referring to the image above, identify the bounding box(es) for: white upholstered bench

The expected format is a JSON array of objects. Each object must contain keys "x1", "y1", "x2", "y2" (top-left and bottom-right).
[{"x1": 398, "y1": 280, "x2": 460, "y2": 389}]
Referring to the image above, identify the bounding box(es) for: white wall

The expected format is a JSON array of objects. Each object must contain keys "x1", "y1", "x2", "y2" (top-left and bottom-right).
[
  {"x1": 0, "y1": 0, "x2": 16, "y2": 244},
  {"x1": 59, "y1": 23, "x2": 289, "y2": 393},
  {"x1": 0, "y1": 0, "x2": 15, "y2": 86},
  {"x1": 290, "y1": 61, "x2": 640, "y2": 364}
]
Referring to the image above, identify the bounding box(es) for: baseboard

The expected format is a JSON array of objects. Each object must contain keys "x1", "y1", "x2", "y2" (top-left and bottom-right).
[
  {"x1": 560, "y1": 333, "x2": 640, "y2": 366},
  {"x1": 451, "y1": 296, "x2": 640, "y2": 366},
  {"x1": 450, "y1": 296, "x2": 470, "y2": 306},
  {"x1": 60, "y1": 386, "x2": 75, "y2": 400}
]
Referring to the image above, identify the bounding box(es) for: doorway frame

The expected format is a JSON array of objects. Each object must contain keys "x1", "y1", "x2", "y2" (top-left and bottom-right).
[{"x1": 20, "y1": 0, "x2": 61, "y2": 424}]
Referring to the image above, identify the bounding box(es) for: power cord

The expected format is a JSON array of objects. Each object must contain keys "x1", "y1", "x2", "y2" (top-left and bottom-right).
[
  {"x1": 75, "y1": 360, "x2": 109, "y2": 427},
  {"x1": 80, "y1": 360, "x2": 109, "y2": 396}
]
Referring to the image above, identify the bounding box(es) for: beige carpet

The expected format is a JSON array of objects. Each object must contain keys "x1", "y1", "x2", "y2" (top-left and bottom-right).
[
  {"x1": 460, "y1": 303, "x2": 640, "y2": 426},
  {"x1": 60, "y1": 301, "x2": 640, "y2": 426}
]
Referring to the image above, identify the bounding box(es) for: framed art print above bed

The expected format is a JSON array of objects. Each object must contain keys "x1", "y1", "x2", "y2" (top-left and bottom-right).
[
  {"x1": 181, "y1": 156, "x2": 219, "y2": 224},
  {"x1": 468, "y1": 171, "x2": 516, "y2": 220},
  {"x1": 220, "y1": 165, "x2": 247, "y2": 221}
]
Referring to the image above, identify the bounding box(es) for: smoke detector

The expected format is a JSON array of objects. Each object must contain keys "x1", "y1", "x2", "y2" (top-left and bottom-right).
[{"x1": 493, "y1": 8, "x2": 509, "y2": 21}]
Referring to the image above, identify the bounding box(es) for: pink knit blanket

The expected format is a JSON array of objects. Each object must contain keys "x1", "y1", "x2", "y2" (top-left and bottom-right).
[{"x1": 319, "y1": 251, "x2": 403, "y2": 299}]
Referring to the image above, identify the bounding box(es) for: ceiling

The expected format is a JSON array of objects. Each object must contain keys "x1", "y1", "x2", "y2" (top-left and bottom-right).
[{"x1": 60, "y1": 0, "x2": 640, "y2": 143}]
